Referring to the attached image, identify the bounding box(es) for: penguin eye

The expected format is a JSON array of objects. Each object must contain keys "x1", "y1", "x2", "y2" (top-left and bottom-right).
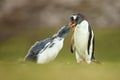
[{"x1": 70, "y1": 17, "x2": 74, "y2": 21}]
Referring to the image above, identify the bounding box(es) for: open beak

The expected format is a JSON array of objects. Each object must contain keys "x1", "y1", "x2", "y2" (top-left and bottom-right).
[{"x1": 68, "y1": 21, "x2": 76, "y2": 32}]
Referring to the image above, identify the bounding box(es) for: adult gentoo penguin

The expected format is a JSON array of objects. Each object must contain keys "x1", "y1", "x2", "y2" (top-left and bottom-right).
[
  {"x1": 69, "y1": 13, "x2": 98, "y2": 64},
  {"x1": 24, "y1": 25, "x2": 71, "y2": 64}
]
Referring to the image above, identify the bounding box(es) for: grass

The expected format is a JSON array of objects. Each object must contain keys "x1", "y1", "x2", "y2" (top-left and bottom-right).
[{"x1": 0, "y1": 27, "x2": 120, "y2": 80}]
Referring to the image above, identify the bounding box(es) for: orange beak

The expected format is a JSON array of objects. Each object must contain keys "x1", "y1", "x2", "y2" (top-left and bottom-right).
[{"x1": 68, "y1": 22, "x2": 76, "y2": 32}]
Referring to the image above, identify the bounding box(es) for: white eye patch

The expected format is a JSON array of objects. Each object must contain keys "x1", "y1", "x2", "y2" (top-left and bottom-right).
[{"x1": 73, "y1": 15, "x2": 77, "y2": 20}]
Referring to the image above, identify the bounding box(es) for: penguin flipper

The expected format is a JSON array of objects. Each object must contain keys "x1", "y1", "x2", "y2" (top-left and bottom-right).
[
  {"x1": 70, "y1": 35, "x2": 74, "y2": 53},
  {"x1": 70, "y1": 44, "x2": 74, "y2": 53}
]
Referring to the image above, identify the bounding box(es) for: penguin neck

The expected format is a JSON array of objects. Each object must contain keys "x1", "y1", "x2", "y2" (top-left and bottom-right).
[
  {"x1": 76, "y1": 20, "x2": 89, "y2": 32},
  {"x1": 53, "y1": 37, "x2": 64, "y2": 44},
  {"x1": 52, "y1": 34, "x2": 65, "y2": 40},
  {"x1": 57, "y1": 36, "x2": 65, "y2": 39},
  {"x1": 57, "y1": 33, "x2": 67, "y2": 39}
]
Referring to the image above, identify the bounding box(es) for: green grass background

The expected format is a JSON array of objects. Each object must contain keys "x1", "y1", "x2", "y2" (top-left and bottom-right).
[{"x1": 0, "y1": 27, "x2": 120, "y2": 80}]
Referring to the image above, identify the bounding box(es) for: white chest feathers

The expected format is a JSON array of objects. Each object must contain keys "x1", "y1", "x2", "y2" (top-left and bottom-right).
[
  {"x1": 74, "y1": 20, "x2": 89, "y2": 54},
  {"x1": 37, "y1": 37, "x2": 64, "y2": 64}
]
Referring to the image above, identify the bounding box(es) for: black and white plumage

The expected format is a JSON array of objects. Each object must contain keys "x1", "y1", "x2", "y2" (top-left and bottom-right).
[
  {"x1": 69, "y1": 13, "x2": 97, "y2": 64},
  {"x1": 24, "y1": 25, "x2": 71, "y2": 64}
]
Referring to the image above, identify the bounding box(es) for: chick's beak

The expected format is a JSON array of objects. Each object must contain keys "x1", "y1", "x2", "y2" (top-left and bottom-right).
[{"x1": 68, "y1": 21, "x2": 76, "y2": 32}]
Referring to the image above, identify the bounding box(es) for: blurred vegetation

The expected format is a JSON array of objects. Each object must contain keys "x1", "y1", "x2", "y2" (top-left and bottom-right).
[
  {"x1": 0, "y1": 0, "x2": 120, "y2": 28},
  {"x1": 0, "y1": 27, "x2": 120, "y2": 80},
  {"x1": 1, "y1": 0, "x2": 120, "y2": 45}
]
